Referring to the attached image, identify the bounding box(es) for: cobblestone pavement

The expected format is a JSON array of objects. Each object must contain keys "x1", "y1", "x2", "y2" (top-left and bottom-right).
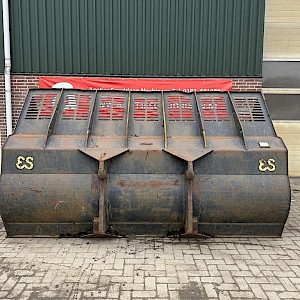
[{"x1": 0, "y1": 178, "x2": 299, "y2": 300}]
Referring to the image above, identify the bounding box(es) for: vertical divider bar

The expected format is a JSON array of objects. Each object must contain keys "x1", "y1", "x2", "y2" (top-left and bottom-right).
[
  {"x1": 183, "y1": 160, "x2": 199, "y2": 236},
  {"x1": 97, "y1": 160, "x2": 107, "y2": 235},
  {"x1": 125, "y1": 91, "x2": 131, "y2": 148},
  {"x1": 161, "y1": 91, "x2": 167, "y2": 149},
  {"x1": 185, "y1": 161, "x2": 194, "y2": 235},
  {"x1": 44, "y1": 89, "x2": 64, "y2": 149},
  {"x1": 260, "y1": 92, "x2": 277, "y2": 135},
  {"x1": 85, "y1": 90, "x2": 98, "y2": 147},
  {"x1": 194, "y1": 91, "x2": 207, "y2": 148},
  {"x1": 227, "y1": 91, "x2": 247, "y2": 149},
  {"x1": 14, "y1": 88, "x2": 31, "y2": 128}
]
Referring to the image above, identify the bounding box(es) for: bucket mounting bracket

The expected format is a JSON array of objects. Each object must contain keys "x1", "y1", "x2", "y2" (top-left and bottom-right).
[
  {"x1": 163, "y1": 148, "x2": 212, "y2": 238},
  {"x1": 79, "y1": 148, "x2": 128, "y2": 237}
]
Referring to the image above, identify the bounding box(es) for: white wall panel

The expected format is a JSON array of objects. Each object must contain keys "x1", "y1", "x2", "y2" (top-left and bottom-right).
[
  {"x1": 273, "y1": 121, "x2": 300, "y2": 177},
  {"x1": 264, "y1": 0, "x2": 300, "y2": 60}
]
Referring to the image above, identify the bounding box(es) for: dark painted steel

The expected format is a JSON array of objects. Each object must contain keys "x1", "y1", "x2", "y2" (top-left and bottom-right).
[
  {"x1": 0, "y1": 89, "x2": 291, "y2": 237},
  {"x1": 5, "y1": 0, "x2": 265, "y2": 76}
]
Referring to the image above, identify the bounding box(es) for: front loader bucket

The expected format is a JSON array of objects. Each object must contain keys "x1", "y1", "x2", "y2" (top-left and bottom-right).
[{"x1": 0, "y1": 89, "x2": 291, "y2": 237}]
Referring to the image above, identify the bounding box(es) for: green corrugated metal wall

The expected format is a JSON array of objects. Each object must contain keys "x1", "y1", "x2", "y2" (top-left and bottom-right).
[
  {"x1": 4, "y1": 0, "x2": 265, "y2": 76},
  {"x1": 0, "y1": 3, "x2": 4, "y2": 70}
]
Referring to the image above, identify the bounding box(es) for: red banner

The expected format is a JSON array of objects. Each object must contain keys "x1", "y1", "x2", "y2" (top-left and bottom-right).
[{"x1": 40, "y1": 76, "x2": 232, "y2": 92}]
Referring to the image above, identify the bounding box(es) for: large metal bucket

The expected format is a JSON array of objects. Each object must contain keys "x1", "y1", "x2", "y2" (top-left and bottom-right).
[{"x1": 0, "y1": 89, "x2": 291, "y2": 237}]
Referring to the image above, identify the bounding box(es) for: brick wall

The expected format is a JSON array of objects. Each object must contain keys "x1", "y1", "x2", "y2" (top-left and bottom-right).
[
  {"x1": 232, "y1": 78, "x2": 262, "y2": 92},
  {"x1": 0, "y1": 75, "x2": 262, "y2": 146},
  {"x1": 0, "y1": 75, "x2": 39, "y2": 146}
]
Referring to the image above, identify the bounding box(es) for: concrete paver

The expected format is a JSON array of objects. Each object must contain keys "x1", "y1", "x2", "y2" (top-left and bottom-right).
[{"x1": 0, "y1": 178, "x2": 299, "y2": 299}]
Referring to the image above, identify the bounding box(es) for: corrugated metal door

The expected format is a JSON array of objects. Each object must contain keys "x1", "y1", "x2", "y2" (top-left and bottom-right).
[
  {"x1": 0, "y1": 3, "x2": 4, "y2": 72},
  {"x1": 9, "y1": 0, "x2": 265, "y2": 76}
]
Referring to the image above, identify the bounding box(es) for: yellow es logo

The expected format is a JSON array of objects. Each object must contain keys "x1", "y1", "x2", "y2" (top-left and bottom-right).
[
  {"x1": 16, "y1": 156, "x2": 34, "y2": 170},
  {"x1": 258, "y1": 158, "x2": 276, "y2": 172}
]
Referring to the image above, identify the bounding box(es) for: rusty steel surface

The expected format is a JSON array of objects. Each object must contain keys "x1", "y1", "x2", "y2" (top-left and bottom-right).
[{"x1": 0, "y1": 89, "x2": 291, "y2": 237}]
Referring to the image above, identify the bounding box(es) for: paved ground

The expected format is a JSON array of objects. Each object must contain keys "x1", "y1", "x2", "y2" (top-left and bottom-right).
[{"x1": 0, "y1": 178, "x2": 299, "y2": 300}]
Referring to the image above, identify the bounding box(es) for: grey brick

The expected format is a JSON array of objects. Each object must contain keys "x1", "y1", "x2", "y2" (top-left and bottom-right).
[
  {"x1": 123, "y1": 264, "x2": 134, "y2": 276},
  {"x1": 230, "y1": 291, "x2": 255, "y2": 298},
  {"x1": 249, "y1": 283, "x2": 267, "y2": 299},
  {"x1": 157, "y1": 283, "x2": 168, "y2": 298},
  {"x1": 101, "y1": 269, "x2": 123, "y2": 276},
  {"x1": 7, "y1": 283, "x2": 26, "y2": 299},
  {"x1": 219, "y1": 290, "x2": 232, "y2": 300},
  {"x1": 120, "y1": 290, "x2": 131, "y2": 300},
  {"x1": 157, "y1": 277, "x2": 178, "y2": 284},
  {"x1": 217, "y1": 283, "x2": 239, "y2": 290},
  {"x1": 122, "y1": 283, "x2": 144, "y2": 291},
  {"x1": 134, "y1": 270, "x2": 144, "y2": 283},
  {"x1": 260, "y1": 283, "x2": 286, "y2": 291},
  {"x1": 132, "y1": 290, "x2": 156, "y2": 298},
  {"x1": 278, "y1": 291, "x2": 300, "y2": 299},
  {"x1": 265, "y1": 291, "x2": 281, "y2": 300},
  {"x1": 107, "y1": 283, "x2": 121, "y2": 298},
  {"x1": 217, "y1": 264, "x2": 239, "y2": 271},
  {"x1": 111, "y1": 276, "x2": 134, "y2": 283},
  {"x1": 220, "y1": 270, "x2": 235, "y2": 283},
  {"x1": 204, "y1": 283, "x2": 218, "y2": 298},
  {"x1": 1, "y1": 277, "x2": 18, "y2": 291},
  {"x1": 168, "y1": 290, "x2": 180, "y2": 300},
  {"x1": 83, "y1": 290, "x2": 107, "y2": 298},
  {"x1": 145, "y1": 276, "x2": 156, "y2": 290},
  {"x1": 235, "y1": 277, "x2": 250, "y2": 290}
]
